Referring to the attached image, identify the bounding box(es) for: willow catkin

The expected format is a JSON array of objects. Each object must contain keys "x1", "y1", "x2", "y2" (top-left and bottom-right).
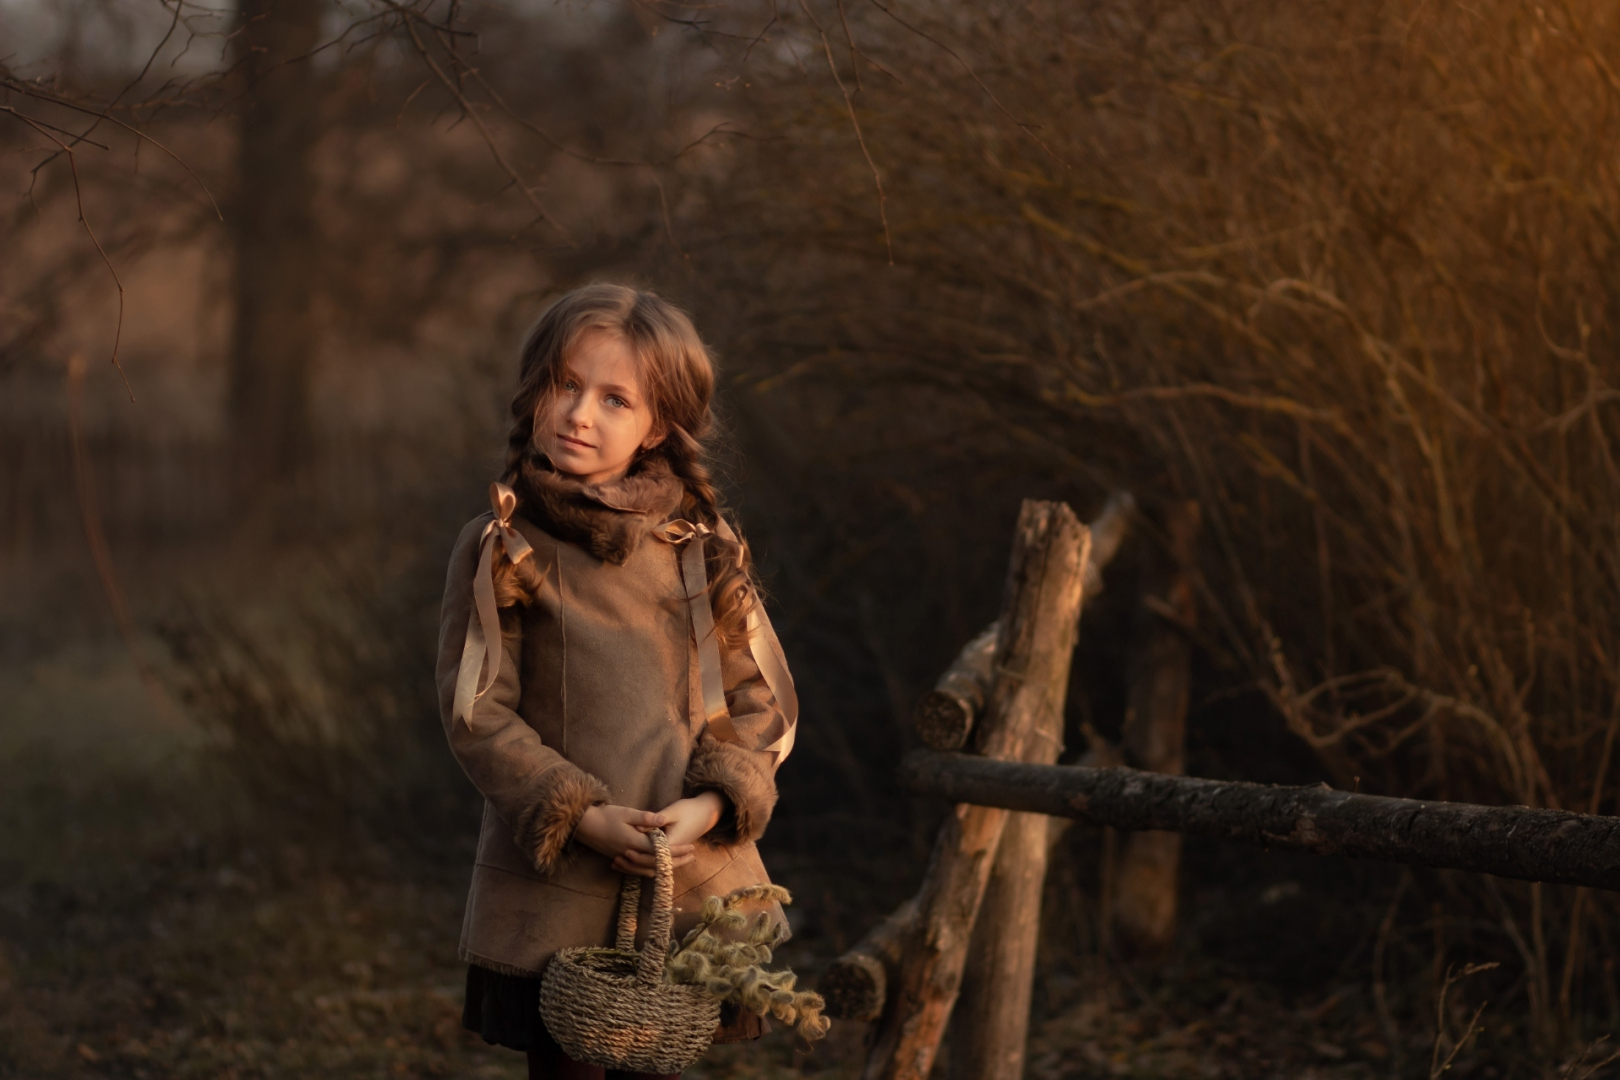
[{"x1": 661, "y1": 884, "x2": 830, "y2": 1047}]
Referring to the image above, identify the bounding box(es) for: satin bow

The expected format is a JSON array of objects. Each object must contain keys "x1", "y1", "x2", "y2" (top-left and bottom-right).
[
  {"x1": 453, "y1": 483, "x2": 535, "y2": 727},
  {"x1": 657, "y1": 517, "x2": 799, "y2": 765}
]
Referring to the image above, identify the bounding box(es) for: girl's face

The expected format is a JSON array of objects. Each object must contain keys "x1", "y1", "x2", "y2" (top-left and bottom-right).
[{"x1": 537, "y1": 329, "x2": 662, "y2": 485}]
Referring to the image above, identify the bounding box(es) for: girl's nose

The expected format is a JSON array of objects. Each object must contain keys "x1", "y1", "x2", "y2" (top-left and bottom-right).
[{"x1": 564, "y1": 396, "x2": 594, "y2": 428}]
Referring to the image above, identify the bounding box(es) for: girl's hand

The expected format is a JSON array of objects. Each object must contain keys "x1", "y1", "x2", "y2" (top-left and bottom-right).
[
  {"x1": 574, "y1": 804, "x2": 697, "y2": 878},
  {"x1": 613, "y1": 792, "x2": 724, "y2": 876}
]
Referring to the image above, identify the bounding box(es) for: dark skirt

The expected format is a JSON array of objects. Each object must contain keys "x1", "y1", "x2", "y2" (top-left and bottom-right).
[{"x1": 462, "y1": 965, "x2": 769, "y2": 1054}]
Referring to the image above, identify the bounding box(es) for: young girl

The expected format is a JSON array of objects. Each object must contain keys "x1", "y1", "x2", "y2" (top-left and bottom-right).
[{"x1": 435, "y1": 284, "x2": 798, "y2": 1080}]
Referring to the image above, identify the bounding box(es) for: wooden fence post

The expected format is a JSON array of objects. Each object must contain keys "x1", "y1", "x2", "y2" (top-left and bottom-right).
[
  {"x1": 863, "y1": 500, "x2": 1090, "y2": 1080},
  {"x1": 949, "y1": 523, "x2": 1107, "y2": 1078},
  {"x1": 1113, "y1": 500, "x2": 1199, "y2": 950},
  {"x1": 913, "y1": 492, "x2": 1132, "y2": 754},
  {"x1": 947, "y1": 802, "x2": 1064, "y2": 1080}
]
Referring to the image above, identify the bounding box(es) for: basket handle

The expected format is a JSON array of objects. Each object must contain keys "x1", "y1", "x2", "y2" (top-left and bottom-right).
[
  {"x1": 635, "y1": 828, "x2": 676, "y2": 986},
  {"x1": 613, "y1": 874, "x2": 641, "y2": 952}
]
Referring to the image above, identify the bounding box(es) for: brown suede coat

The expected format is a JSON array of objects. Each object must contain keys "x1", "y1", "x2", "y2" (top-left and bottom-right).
[{"x1": 436, "y1": 465, "x2": 788, "y2": 978}]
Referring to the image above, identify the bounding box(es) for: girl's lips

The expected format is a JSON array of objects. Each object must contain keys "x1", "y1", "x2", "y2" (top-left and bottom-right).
[{"x1": 558, "y1": 435, "x2": 594, "y2": 450}]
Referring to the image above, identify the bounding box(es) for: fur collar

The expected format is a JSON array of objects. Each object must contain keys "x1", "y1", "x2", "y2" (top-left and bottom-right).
[{"x1": 513, "y1": 450, "x2": 686, "y2": 564}]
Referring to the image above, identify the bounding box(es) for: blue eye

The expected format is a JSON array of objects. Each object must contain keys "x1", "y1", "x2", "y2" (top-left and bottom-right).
[{"x1": 607, "y1": 395, "x2": 628, "y2": 408}]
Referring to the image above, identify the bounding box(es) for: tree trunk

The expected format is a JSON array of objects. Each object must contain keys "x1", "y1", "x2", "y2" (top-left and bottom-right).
[
  {"x1": 1112, "y1": 500, "x2": 1199, "y2": 951},
  {"x1": 230, "y1": 0, "x2": 323, "y2": 490},
  {"x1": 864, "y1": 500, "x2": 1090, "y2": 1080},
  {"x1": 899, "y1": 751, "x2": 1620, "y2": 892}
]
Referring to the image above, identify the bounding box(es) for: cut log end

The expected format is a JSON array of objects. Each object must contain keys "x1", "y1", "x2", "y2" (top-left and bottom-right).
[
  {"x1": 915, "y1": 690, "x2": 975, "y2": 751},
  {"x1": 820, "y1": 954, "x2": 888, "y2": 1022}
]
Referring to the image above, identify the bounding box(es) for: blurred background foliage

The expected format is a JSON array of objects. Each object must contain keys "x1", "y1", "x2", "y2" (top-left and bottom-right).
[{"x1": 5, "y1": 0, "x2": 1620, "y2": 1075}]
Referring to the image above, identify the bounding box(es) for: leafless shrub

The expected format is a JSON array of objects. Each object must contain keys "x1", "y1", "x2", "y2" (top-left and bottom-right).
[{"x1": 668, "y1": 0, "x2": 1620, "y2": 1051}]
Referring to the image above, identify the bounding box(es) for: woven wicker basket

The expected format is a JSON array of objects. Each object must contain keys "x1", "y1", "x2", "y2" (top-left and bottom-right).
[{"x1": 540, "y1": 829, "x2": 721, "y2": 1073}]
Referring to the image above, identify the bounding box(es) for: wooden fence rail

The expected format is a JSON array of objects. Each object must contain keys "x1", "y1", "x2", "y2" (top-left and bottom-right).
[{"x1": 900, "y1": 750, "x2": 1620, "y2": 892}]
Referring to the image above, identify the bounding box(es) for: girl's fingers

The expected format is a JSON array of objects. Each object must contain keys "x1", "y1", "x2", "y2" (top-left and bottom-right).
[
  {"x1": 619, "y1": 830, "x2": 656, "y2": 853},
  {"x1": 623, "y1": 838, "x2": 694, "y2": 860},
  {"x1": 616, "y1": 847, "x2": 695, "y2": 867},
  {"x1": 611, "y1": 856, "x2": 656, "y2": 877},
  {"x1": 612, "y1": 851, "x2": 694, "y2": 873}
]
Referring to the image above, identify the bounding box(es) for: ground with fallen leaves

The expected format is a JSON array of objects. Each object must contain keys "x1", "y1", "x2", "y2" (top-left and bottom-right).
[
  {"x1": 7, "y1": 842, "x2": 1611, "y2": 1080},
  {"x1": 0, "y1": 844, "x2": 859, "y2": 1080},
  {"x1": 1, "y1": 715, "x2": 1612, "y2": 1079}
]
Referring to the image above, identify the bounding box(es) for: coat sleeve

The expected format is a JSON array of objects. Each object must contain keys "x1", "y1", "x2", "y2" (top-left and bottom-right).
[
  {"x1": 437, "y1": 516, "x2": 610, "y2": 875},
  {"x1": 683, "y1": 617, "x2": 785, "y2": 845}
]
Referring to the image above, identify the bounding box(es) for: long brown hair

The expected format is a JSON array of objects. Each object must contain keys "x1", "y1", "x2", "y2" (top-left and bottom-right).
[{"x1": 497, "y1": 283, "x2": 759, "y2": 647}]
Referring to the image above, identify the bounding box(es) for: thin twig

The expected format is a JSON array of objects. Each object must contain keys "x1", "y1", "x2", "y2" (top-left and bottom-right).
[
  {"x1": 389, "y1": 6, "x2": 569, "y2": 240},
  {"x1": 864, "y1": 0, "x2": 1065, "y2": 166},
  {"x1": 1428, "y1": 961, "x2": 1497, "y2": 1079},
  {"x1": 462, "y1": 61, "x2": 742, "y2": 167},
  {"x1": 3, "y1": 78, "x2": 225, "y2": 220},
  {"x1": 29, "y1": 0, "x2": 183, "y2": 172},
  {"x1": 8, "y1": 110, "x2": 131, "y2": 396},
  {"x1": 797, "y1": 0, "x2": 892, "y2": 263},
  {"x1": 66, "y1": 354, "x2": 178, "y2": 725}
]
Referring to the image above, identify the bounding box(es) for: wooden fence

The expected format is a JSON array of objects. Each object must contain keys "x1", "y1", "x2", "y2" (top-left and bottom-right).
[{"x1": 819, "y1": 498, "x2": 1620, "y2": 1080}]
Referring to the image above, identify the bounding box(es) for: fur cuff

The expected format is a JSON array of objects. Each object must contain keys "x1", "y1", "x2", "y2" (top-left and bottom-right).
[
  {"x1": 684, "y1": 737, "x2": 778, "y2": 844},
  {"x1": 513, "y1": 762, "x2": 612, "y2": 875}
]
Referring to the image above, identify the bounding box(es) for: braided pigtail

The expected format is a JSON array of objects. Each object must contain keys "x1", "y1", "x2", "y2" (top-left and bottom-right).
[
  {"x1": 659, "y1": 425, "x2": 759, "y2": 651},
  {"x1": 488, "y1": 321, "x2": 560, "y2": 608}
]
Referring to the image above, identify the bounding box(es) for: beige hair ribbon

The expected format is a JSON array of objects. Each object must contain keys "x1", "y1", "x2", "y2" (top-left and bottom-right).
[
  {"x1": 453, "y1": 482, "x2": 536, "y2": 727},
  {"x1": 657, "y1": 517, "x2": 799, "y2": 766}
]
